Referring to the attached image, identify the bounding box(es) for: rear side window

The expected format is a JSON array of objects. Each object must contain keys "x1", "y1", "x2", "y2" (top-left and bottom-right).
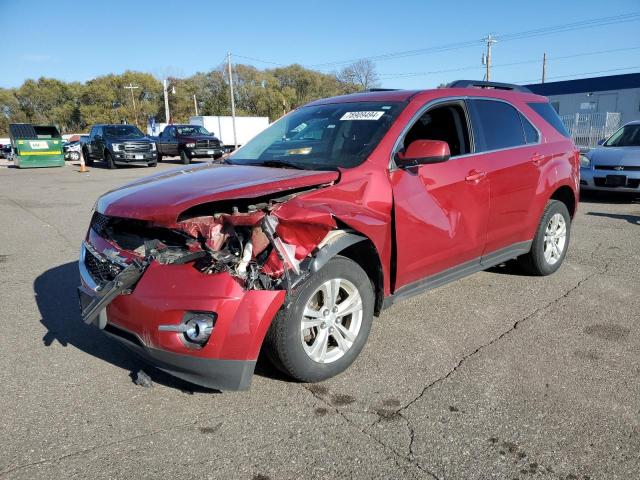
[
  {"x1": 519, "y1": 113, "x2": 539, "y2": 144},
  {"x1": 469, "y1": 99, "x2": 525, "y2": 152},
  {"x1": 528, "y1": 102, "x2": 570, "y2": 137}
]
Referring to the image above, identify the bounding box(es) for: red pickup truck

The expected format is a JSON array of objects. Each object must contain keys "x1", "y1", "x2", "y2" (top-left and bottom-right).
[{"x1": 78, "y1": 80, "x2": 579, "y2": 390}]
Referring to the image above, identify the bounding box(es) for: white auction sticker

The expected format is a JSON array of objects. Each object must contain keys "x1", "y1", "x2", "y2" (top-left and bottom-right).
[{"x1": 340, "y1": 111, "x2": 385, "y2": 121}]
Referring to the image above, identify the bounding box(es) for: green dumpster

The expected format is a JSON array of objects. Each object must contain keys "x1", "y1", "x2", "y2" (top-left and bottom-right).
[{"x1": 10, "y1": 123, "x2": 65, "y2": 168}]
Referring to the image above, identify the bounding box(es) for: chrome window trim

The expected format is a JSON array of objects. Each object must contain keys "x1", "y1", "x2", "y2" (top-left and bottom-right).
[{"x1": 388, "y1": 96, "x2": 543, "y2": 170}]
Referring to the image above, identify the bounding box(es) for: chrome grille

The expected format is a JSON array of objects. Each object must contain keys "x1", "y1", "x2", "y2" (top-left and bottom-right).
[
  {"x1": 124, "y1": 142, "x2": 151, "y2": 152},
  {"x1": 594, "y1": 165, "x2": 640, "y2": 171},
  {"x1": 195, "y1": 139, "x2": 220, "y2": 148}
]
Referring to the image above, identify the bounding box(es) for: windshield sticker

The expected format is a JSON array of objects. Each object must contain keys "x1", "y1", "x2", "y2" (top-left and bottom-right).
[
  {"x1": 340, "y1": 111, "x2": 385, "y2": 121},
  {"x1": 291, "y1": 123, "x2": 307, "y2": 133},
  {"x1": 382, "y1": 106, "x2": 392, "y2": 110},
  {"x1": 326, "y1": 124, "x2": 336, "y2": 129}
]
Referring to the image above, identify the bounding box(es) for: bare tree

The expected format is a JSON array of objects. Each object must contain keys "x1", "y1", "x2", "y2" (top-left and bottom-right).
[{"x1": 337, "y1": 59, "x2": 380, "y2": 90}]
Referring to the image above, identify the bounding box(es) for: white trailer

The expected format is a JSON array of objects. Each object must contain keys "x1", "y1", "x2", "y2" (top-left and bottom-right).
[{"x1": 189, "y1": 116, "x2": 269, "y2": 149}]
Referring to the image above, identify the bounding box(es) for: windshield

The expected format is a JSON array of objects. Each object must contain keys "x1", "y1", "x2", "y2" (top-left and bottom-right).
[
  {"x1": 227, "y1": 101, "x2": 404, "y2": 169},
  {"x1": 177, "y1": 126, "x2": 211, "y2": 136},
  {"x1": 604, "y1": 124, "x2": 640, "y2": 147},
  {"x1": 104, "y1": 125, "x2": 144, "y2": 138}
]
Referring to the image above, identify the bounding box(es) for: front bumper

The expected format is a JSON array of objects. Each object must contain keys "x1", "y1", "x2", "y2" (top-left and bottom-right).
[
  {"x1": 580, "y1": 166, "x2": 640, "y2": 192},
  {"x1": 186, "y1": 147, "x2": 224, "y2": 159},
  {"x1": 113, "y1": 151, "x2": 158, "y2": 163},
  {"x1": 78, "y1": 242, "x2": 285, "y2": 390}
]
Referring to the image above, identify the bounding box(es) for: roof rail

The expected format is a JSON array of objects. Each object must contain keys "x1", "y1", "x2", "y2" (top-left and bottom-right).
[
  {"x1": 366, "y1": 88, "x2": 400, "y2": 92},
  {"x1": 447, "y1": 80, "x2": 532, "y2": 93}
]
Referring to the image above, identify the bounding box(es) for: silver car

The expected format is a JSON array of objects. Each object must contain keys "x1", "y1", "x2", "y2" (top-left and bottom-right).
[{"x1": 580, "y1": 120, "x2": 640, "y2": 192}]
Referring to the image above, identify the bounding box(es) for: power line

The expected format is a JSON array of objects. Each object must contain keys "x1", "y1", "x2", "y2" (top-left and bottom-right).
[
  {"x1": 377, "y1": 45, "x2": 640, "y2": 80},
  {"x1": 514, "y1": 65, "x2": 640, "y2": 84},
  {"x1": 307, "y1": 12, "x2": 640, "y2": 68}
]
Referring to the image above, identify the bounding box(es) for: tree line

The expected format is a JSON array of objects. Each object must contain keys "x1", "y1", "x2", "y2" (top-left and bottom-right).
[{"x1": 0, "y1": 60, "x2": 379, "y2": 136}]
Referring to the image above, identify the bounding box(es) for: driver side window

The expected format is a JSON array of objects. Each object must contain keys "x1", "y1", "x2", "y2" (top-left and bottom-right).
[{"x1": 403, "y1": 102, "x2": 471, "y2": 157}]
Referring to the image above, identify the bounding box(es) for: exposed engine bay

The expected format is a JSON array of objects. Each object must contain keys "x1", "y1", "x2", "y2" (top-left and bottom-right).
[{"x1": 89, "y1": 187, "x2": 336, "y2": 292}]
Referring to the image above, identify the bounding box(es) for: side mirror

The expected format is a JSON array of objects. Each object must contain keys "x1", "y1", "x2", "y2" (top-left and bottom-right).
[
  {"x1": 396, "y1": 140, "x2": 450, "y2": 168},
  {"x1": 597, "y1": 139, "x2": 606, "y2": 146}
]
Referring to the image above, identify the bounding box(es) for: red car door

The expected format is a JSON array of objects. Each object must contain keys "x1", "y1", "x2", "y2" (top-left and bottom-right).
[
  {"x1": 467, "y1": 99, "x2": 542, "y2": 256},
  {"x1": 389, "y1": 100, "x2": 490, "y2": 290}
]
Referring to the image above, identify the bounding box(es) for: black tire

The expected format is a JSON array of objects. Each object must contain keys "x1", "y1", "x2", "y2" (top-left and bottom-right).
[
  {"x1": 104, "y1": 150, "x2": 117, "y2": 169},
  {"x1": 156, "y1": 153, "x2": 163, "y2": 162},
  {"x1": 82, "y1": 148, "x2": 94, "y2": 166},
  {"x1": 518, "y1": 200, "x2": 571, "y2": 276},
  {"x1": 180, "y1": 149, "x2": 191, "y2": 165},
  {"x1": 147, "y1": 160, "x2": 158, "y2": 167},
  {"x1": 264, "y1": 256, "x2": 374, "y2": 383}
]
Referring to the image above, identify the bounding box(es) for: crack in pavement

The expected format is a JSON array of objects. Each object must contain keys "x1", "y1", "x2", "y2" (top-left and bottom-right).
[
  {"x1": 367, "y1": 260, "x2": 611, "y2": 471},
  {"x1": 0, "y1": 420, "x2": 197, "y2": 477},
  {"x1": 302, "y1": 384, "x2": 443, "y2": 480}
]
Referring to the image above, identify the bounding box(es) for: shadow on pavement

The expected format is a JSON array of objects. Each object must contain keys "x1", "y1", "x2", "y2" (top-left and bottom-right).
[
  {"x1": 580, "y1": 190, "x2": 640, "y2": 204},
  {"x1": 586, "y1": 211, "x2": 640, "y2": 226}
]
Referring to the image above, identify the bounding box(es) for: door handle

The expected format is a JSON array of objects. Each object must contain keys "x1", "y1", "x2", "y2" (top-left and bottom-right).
[
  {"x1": 531, "y1": 153, "x2": 545, "y2": 165},
  {"x1": 465, "y1": 170, "x2": 487, "y2": 182}
]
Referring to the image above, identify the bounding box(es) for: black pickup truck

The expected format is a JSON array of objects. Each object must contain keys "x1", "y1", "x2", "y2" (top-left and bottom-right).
[
  {"x1": 82, "y1": 124, "x2": 158, "y2": 169},
  {"x1": 156, "y1": 124, "x2": 224, "y2": 164}
]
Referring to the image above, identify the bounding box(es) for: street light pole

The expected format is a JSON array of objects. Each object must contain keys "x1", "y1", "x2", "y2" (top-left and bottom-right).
[
  {"x1": 124, "y1": 83, "x2": 140, "y2": 127},
  {"x1": 163, "y1": 79, "x2": 171, "y2": 124},
  {"x1": 193, "y1": 94, "x2": 199, "y2": 116},
  {"x1": 227, "y1": 52, "x2": 238, "y2": 149}
]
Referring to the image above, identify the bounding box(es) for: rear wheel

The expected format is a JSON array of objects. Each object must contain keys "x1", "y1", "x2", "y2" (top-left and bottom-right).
[
  {"x1": 69, "y1": 151, "x2": 80, "y2": 162},
  {"x1": 518, "y1": 200, "x2": 570, "y2": 275},
  {"x1": 156, "y1": 153, "x2": 163, "y2": 162},
  {"x1": 104, "y1": 150, "x2": 117, "y2": 169},
  {"x1": 180, "y1": 149, "x2": 191, "y2": 165},
  {"x1": 265, "y1": 256, "x2": 374, "y2": 382},
  {"x1": 147, "y1": 160, "x2": 157, "y2": 167}
]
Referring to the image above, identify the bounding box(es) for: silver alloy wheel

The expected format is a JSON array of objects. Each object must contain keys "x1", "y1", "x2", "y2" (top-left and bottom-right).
[
  {"x1": 543, "y1": 213, "x2": 567, "y2": 265},
  {"x1": 300, "y1": 278, "x2": 363, "y2": 364}
]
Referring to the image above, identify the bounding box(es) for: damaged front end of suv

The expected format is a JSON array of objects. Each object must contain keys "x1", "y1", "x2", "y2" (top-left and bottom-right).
[{"x1": 77, "y1": 164, "x2": 368, "y2": 390}]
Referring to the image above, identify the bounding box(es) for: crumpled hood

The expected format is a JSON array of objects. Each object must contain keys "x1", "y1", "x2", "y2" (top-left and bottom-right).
[
  {"x1": 588, "y1": 146, "x2": 640, "y2": 166},
  {"x1": 96, "y1": 163, "x2": 339, "y2": 226}
]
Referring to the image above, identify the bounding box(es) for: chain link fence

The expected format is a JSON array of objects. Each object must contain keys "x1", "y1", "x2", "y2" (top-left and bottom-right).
[{"x1": 560, "y1": 112, "x2": 622, "y2": 150}]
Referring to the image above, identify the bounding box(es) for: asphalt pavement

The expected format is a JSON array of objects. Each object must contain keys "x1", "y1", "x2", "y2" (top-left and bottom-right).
[{"x1": 0, "y1": 159, "x2": 638, "y2": 479}]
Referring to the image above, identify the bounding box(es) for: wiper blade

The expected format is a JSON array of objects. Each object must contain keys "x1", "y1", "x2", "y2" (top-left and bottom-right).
[{"x1": 256, "y1": 160, "x2": 305, "y2": 170}]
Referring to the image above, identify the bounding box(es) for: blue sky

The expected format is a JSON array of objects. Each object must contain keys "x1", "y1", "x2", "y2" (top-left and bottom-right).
[{"x1": 1, "y1": 0, "x2": 639, "y2": 89}]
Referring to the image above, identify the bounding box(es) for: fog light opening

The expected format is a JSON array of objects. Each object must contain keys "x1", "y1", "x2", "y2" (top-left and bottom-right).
[{"x1": 184, "y1": 316, "x2": 214, "y2": 345}]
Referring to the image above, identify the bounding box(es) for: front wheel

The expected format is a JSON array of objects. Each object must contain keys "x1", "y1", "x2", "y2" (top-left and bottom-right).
[
  {"x1": 104, "y1": 150, "x2": 117, "y2": 169},
  {"x1": 82, "y1": 149, "x2": 94, "y2": 166},
  {"x1": 180, "y1": 149, "x2": 191, "y2": 165},
  {"x1": 264, "y1": 256, "x2": 374, "y2": 383},
  {"x1": 518, "y1": 200, "x2": 571, "y2": 276}
]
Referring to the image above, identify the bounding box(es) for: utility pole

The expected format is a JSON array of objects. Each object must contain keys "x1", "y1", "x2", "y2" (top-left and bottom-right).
[
  {"x1": 124, "y1": 83, "x2": 140, "y2": 127},
  {"x1": 542, "y1": 52, "x2": 547, "y2": 83},
  {"x1": 227, "y1": 52, "x2": 238, "y2": 149},
  {"x1": 193, "y1": 94, "x2": 199, "y2": 116},
  {"x1": 483, "y1": 34, "x2": 498, "y2": 81},
  {"x1": 163, "y1": 79, "x2": 171, "y2": 124}
]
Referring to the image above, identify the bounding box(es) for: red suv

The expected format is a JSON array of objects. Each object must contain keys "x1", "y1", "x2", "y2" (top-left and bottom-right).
[{"x1": 78, "y1": 80, "x2": 579, "y2": 390}]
